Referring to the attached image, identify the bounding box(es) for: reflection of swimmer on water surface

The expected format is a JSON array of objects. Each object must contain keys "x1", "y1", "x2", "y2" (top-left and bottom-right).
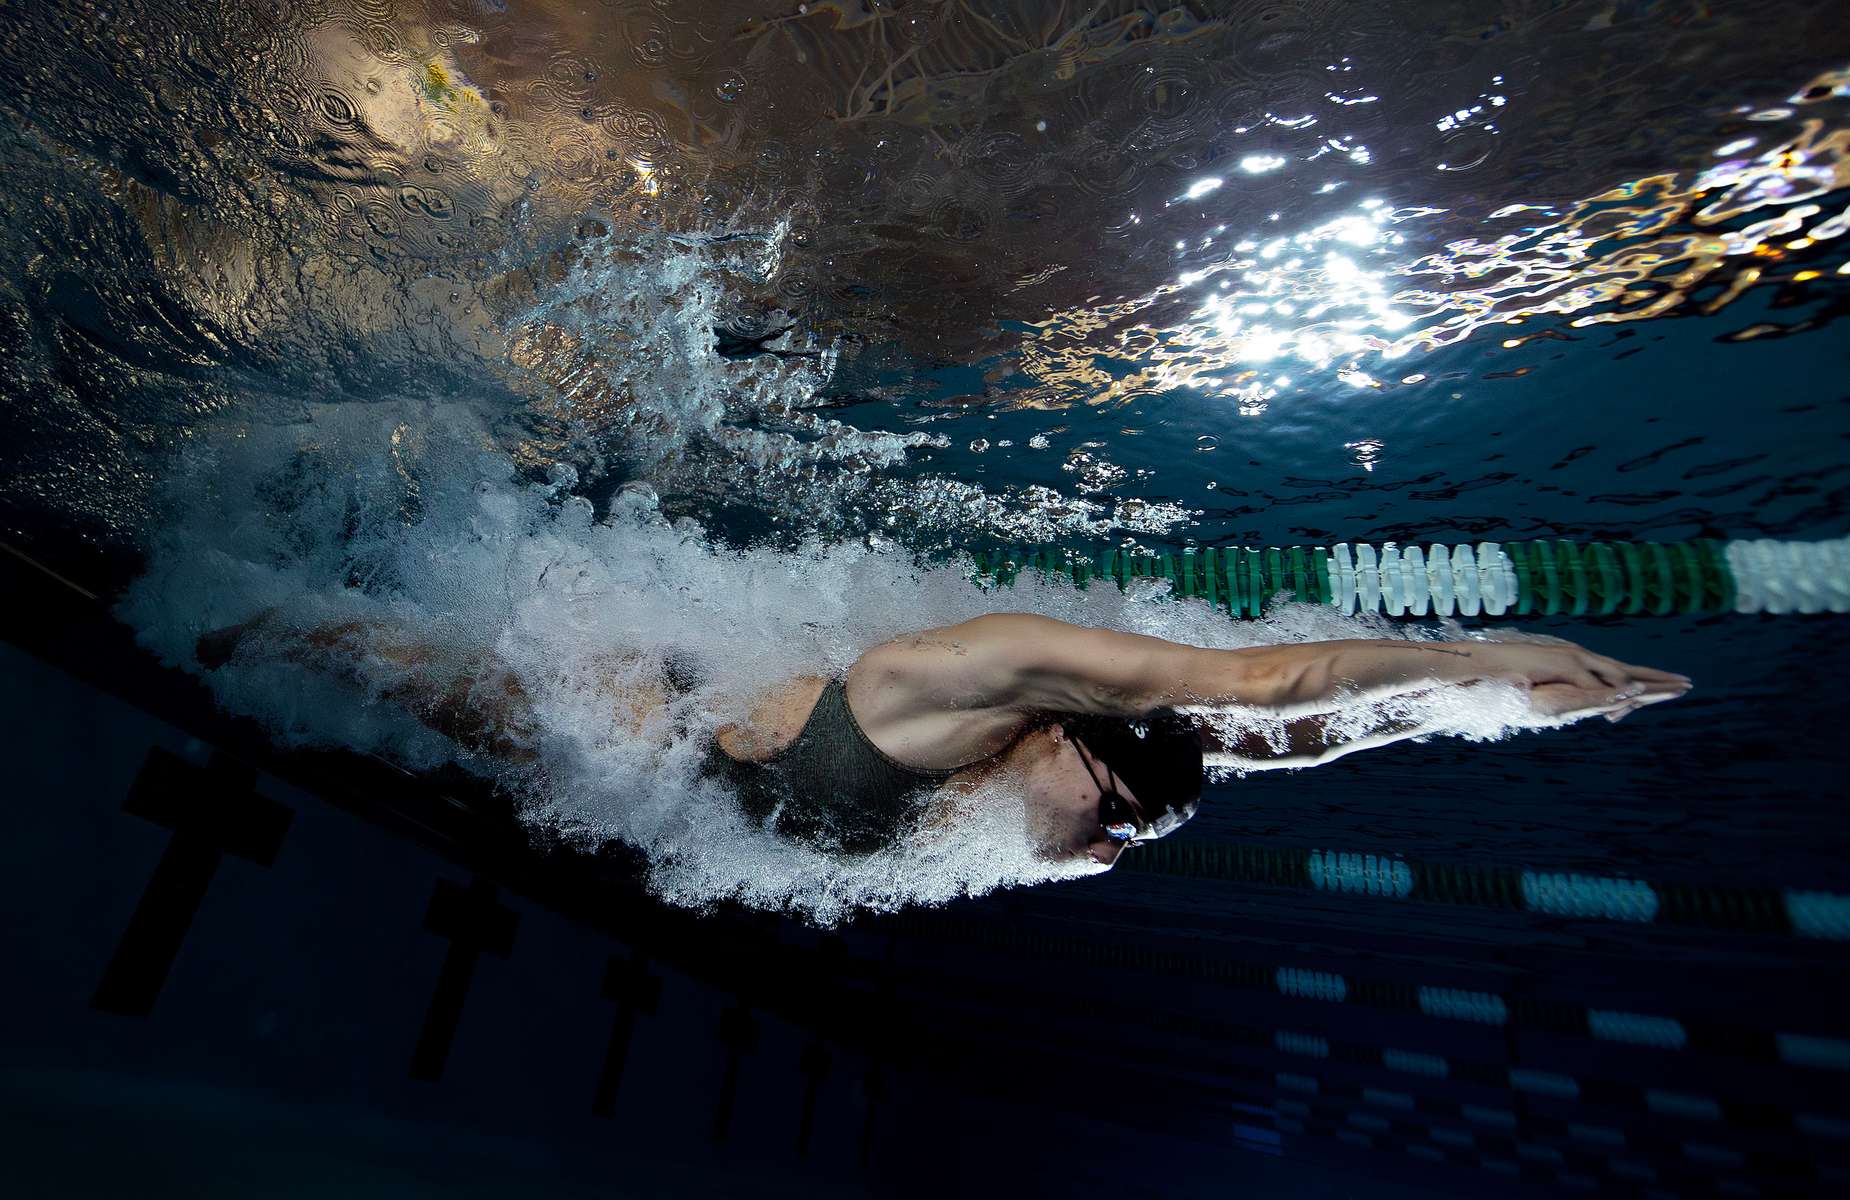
[{"x1": 197, "y1": 612, "x2": 1691, "y2": 868}]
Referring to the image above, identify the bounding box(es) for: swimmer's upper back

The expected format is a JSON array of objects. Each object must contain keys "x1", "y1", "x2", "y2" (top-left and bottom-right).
[{"x1": 708, "y1": 676, "x2": 959, "y2": 854}]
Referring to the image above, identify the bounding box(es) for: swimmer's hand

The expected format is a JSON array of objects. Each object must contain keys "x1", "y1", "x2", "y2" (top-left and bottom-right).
[{"x1": 1477, "y1": 640, "x2": 1692, "y2": 723}]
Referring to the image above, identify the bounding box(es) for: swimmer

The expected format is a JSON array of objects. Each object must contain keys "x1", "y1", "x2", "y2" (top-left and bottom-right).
[{"x1": 197, "y1": 612, "x2": 1691, "y2": 866}]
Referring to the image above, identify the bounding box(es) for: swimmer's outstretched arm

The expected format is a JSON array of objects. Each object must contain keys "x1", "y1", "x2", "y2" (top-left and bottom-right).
[
  {"x1": 905, "y1": 614, "x2": 1691, "y2": 726},
  {"x1": 1204, "y1": 707, "x2": 1437, "y2": 772},
  {"x1": 954, "y1": 613, "x2": 1694, "y2": 717},
  {"x1": 1201, "y1": 674, "x2": 1685, "y2": 772}
]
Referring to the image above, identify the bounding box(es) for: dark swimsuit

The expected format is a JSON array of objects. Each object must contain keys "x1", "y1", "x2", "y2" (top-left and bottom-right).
[{"x1": 701, "y1": 677, "x2": 958, "y2": 855}]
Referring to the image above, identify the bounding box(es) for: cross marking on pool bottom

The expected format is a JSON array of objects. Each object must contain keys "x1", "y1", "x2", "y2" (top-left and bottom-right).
[
  {"x1": 93, "y1": 747, "x2": 292, "y2": 1018},
  {"x1": 410, "y1": 877, "x2": 518, "y2": 1082},
  {"x1": 712, "y1": 998, "x2": 761, "y2": 1143},
  {"x1": 592, "y1": 952, "x2": 661, "y2": 1118}
]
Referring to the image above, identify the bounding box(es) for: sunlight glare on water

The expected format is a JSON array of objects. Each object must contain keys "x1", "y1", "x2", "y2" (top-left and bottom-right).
[{"x1": 1013, "y1": 65, "x2": 1850, "y2": 431}]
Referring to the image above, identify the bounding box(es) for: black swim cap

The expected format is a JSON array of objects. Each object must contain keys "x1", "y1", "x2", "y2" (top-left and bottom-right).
[{"x1": 1059, "y1": 709, "x2": 1202, "y2": 838}]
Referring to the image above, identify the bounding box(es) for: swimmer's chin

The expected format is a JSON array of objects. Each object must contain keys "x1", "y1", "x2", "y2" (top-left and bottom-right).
[{"x1": 1036, "y1": 844, "x2": 1113, "y2": 875}]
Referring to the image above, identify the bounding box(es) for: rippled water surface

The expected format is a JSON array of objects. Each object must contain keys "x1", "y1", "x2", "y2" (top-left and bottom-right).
[{"x1": 2, "y1": 0, "x2": 1848, "y2": 552}]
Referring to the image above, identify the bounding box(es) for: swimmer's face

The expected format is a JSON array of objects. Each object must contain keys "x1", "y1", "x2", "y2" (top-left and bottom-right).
[{"x1": 1011, "y1": 724, "x2": 1143, "y2": 871}]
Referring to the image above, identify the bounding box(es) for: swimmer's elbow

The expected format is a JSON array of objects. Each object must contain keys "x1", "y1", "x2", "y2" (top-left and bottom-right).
[{"x1": 971, "y1": 613, "x2": 1208, "y2": 717}]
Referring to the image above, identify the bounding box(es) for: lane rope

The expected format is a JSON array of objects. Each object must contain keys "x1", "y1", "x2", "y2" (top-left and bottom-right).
[{"x1": 969, "y1": 536, "x2": 1850, "y2": 618}]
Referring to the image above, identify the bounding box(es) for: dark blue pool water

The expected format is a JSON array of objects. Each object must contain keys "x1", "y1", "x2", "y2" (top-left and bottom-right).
[{"x1": 2, "y1": 1, "x2": 1848, "y2": 1196}]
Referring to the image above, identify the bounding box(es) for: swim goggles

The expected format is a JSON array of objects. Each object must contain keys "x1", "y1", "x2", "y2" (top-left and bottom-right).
[{"x1": 1072, "y1": 736, "x2": 1150, "y2": 844}]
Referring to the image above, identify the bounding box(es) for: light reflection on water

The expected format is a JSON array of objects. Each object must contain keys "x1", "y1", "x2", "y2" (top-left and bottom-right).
[
  {"x1": 0, "y1": 2, "x2": 1846, "y2": 550},
  {"x1": 1012, "y1": 65, "x2": 1850, "y2": 435}
]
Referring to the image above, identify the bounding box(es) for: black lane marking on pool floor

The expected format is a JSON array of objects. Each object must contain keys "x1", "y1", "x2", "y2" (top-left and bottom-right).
[
  {"x1": 410, "y1": 877, "x2": 518, "y2": 1082},
  {"x1": 93, "y1": 748, "x2": 293, "y2": 1018},
  {"x1": 592, "y1": 952, "x2": 662, "y2": 1118},
  {"x1": 0, "y1": 551, "x2": 894, "y2": 1166},
  {"x1": 858, "y1": 1060, "x2": 884, "y2": 1171},
  {"x1": 711, "y1": 997, "x2": 761, "y2": 1143},
  {"x1": 797, "y1": 1038, "x2": 831, "y2": 1157}
]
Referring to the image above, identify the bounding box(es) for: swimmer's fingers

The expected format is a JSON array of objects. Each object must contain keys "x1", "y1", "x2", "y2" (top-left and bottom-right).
[
  {"x1": 1622, "y1": 662, "x2": 1693, "y2": 689},
  {"x1": 1579, "y1": 654, "x2": 1629, "y2": 690},
  {"x1": 1604, "y1": 701, "x2": 1641, "y2": 723},
  {"x1": 1603, "y1": 690, "x2": 1682, "y2": 723},
  {"x1": 1531, "y1": 680, "x2": 1679, "y2": 719},
  {"x1": 1570, "y1": 648, "x2": 1690, "y2": 693},
  {"x1": 1609, "y1": 689, "x2": 1682, "y2": 721},
  {"x1": 1582, "y1": 653, "x2": 1669, "y2": 689},
  {"x1": 1581, "y1": 659, "x2": 1695, "y2": 713}
]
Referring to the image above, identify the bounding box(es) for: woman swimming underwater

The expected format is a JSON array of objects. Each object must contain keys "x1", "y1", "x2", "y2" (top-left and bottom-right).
[{"x1": 198, "y1": 611, "x2": 1691, "y2": 868}]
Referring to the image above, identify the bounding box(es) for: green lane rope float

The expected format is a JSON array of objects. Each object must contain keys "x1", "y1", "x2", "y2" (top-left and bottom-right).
[{"x1": 967, "y1": 536, "x2": 1850, "y2": 618}]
